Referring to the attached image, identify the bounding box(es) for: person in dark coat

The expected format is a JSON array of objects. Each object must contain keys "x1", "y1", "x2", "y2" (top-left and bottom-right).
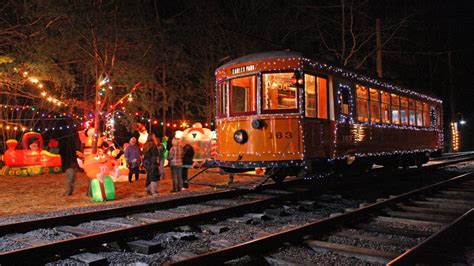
[
  {"x1": 181, "y1": 144, "x2": 194, "y2": 189},
  {"x1": 124, "y1": 137, "x2": 141, "y2": 182},
  {"x1": 142, "y1": 134, "x2": 160, "y2": 195}
]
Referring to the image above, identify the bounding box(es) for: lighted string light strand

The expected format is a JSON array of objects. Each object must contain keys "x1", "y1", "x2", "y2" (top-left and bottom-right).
[
  {"x1": 0, "y1": 104, "x2": 89, "y2": 121},
  {"x1": 17, "y1": 70, "x2": 67, "y2": 108},
  {"x1": 215, "y1": 56, "x2": 443, "y2": 167},
  {"x1": 0, "y1": 121, "x2": 85, "y2": 133},
  {"x1": 332, "y1": 82, "x2": 442, "y2": 160}
]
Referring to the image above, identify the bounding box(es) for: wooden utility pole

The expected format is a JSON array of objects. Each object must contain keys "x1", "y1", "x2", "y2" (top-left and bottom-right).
[
  {"x1": 448, "y1": 52, "x2": 455, "y2": 122},
  {"x1": 376, "y1": 18, "x2": 383, "y2": 78}
]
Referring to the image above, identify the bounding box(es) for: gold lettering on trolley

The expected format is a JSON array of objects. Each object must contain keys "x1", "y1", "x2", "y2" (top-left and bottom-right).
[
  {"x1": 269, "y1": 131, "x2": 293, "y2": 139},
  {"x1": 231, "y1": 65, "x2": 256, "y2": 75}
]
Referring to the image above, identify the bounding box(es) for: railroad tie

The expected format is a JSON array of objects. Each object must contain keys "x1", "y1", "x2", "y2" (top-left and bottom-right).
[
  {"x1": 382, "y1": 210, "x2": 456, "y2": 224},
  {"x1": 127, "y1": 240, "x2": 162, "y2": 255},
  {"x1": 353, "y1": 223, "x2": 432, "y2": 238},
  {"x1": 306, "y1": 239, "x2": 398, "y2": 264},
  {"x1": 333, "y1": 230, "x2": 416, "y2": 247},
  {"x1": 425, "y1": 197, "x2": 473, "y2": 206},
  {"x1": 55, "y1": 225, "x2": 94, "y2": 236},
  {"x1": 200, "y1": 224, "x2": 229, "y2": 234},
  {"x1": 70, "y1": 253, "x2": 107, "y2": 265},
  {"x1": 95, "y1": 219, "x2": 133, "y2": 228},
  {"x1": 374, "y1": 216, "x2": 446, "y2": 228},
  {"x1": 395, "y1": 204, "x2": 465, "y2": 216},
  {"x1": 5, "y1": 234, "x2": 50, "y2": 247},
  {"x1": 408, "y1": 200, "x2": 470, "y2": 212},
  {"x1": 264, "y1": 255, "x2": 302, "y2": 266},
  {"x1": 129, "y1": 213, "x2": 162, "y2": 223}
]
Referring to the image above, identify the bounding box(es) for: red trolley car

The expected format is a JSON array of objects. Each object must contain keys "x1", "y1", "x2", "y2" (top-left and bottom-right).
[{"x1": 215, "y1": 51, "x2": 443, "y2": 181}]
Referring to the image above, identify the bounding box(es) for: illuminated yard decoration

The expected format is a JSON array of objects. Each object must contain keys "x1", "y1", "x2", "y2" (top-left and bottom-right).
[
  {"x1": 80, "y1": 153, "x2": 124, "y2": 180},
  {"x1": 0, "y1": 132, "x2": 62, "y2": 176},
  {"x1": 178, "y1": 122, "x2": 217, "y2": 161}
]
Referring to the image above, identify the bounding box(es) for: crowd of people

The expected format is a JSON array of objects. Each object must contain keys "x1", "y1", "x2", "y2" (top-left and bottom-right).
[{"x1": 123, "y1": 134, "x2": 194, "y2": 196}]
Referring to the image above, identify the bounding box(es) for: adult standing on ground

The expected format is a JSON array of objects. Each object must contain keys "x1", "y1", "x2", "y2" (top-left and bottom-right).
[
  {"x1": 153, "y1": 135, "x2": 166, "y2": 180},
  {"x1": 124, "y1": 137, "x2": 141, "y2": 182},
  {"x1": 142, "y1": 135, "x2": 160, "y2": 195},
  {"x1": 169, "y1": 138, "x2": 184, "y2": 192},
  {"x1": 182, "y1": 143, "x2": 194, "y2": 189}
]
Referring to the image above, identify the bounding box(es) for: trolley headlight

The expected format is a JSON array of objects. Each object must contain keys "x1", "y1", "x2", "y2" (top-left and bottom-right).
[
  {"x1": 233, "y1": 130, "x2": 248, "y2": 144},
  {"x1": 251, "y1": 119, "x2": 264, "y2": 129}
]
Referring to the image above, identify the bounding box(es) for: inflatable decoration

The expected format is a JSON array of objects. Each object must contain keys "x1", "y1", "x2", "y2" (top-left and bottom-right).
[
  {"x1": 90, "y1": 175, "x2": 115, "y2": 202},
  {"x1": 178, "y1": 123, "x2": 217, "y2": 161},
  {"x1": 0, "y1": 132, "x2": 62, "y2": 176},
  {"x1": 78, "y1": 127, "x2": 104, "y2": 155},
  {"x1": 80, "y1": 153, "x2": 129, "y2": 182},
  {"x1": 133, "y1": 123, "x2": 148, "y2": 148}
]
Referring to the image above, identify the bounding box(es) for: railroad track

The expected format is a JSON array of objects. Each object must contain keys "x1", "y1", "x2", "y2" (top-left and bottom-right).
[
  {"x1": 0, "y1": 179, "x2": 308, "y2": 264},
  {"x1": 0, "y1": 154, "x2": 472, "y2": 264},
  {"x1": 171, "y1": 172, "x2": 474, "y2": 265}
]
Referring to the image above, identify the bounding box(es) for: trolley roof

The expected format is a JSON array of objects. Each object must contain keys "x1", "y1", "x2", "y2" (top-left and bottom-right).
[{"x1": 216, "y1": 50, "x2": 442, "y2": 103}]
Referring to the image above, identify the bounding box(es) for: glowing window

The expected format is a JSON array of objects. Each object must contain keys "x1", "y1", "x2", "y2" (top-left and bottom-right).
[
  {"x1": 369, "y1": 88, "x2": 381, "y2": 123},
  {"x1": 356, "y1": 85, "x2": 369, "y2": 122},
  {"x1": 340, "y1": 90, "x2": 350, "y2": 115},
  {"x1": 423, "y1": 102, "x2": 430, "y2": 127},
  {"x1": 304, "y1": 74, "x2": 316, "y2": 117},
  {"x1": 217, "y1": 82, "x2": 228, "y2": 116},
  {"x1": 408, "y1": 98, "x2": 416, "y2": 126},
  {"x1": 416, "y1": 101, "x2": 423, "y2": 126},
  {"x1": 262, "y1": 73, "x2": 297, "y2": 111},
  {"x1": 391, "y1": 94, "x2": 400, "y2": 124},
  {"x1": 230, "y1": 76, "x2": 256, "y2": 114},
  {"x1": 317, "y1": 77, "x2": 328, "y2": 119},
  {"x1": 381, "y1": 91, "x2": 391, "y2": 123},
  {"x1": 400, "y1": 96, "x2": 408, "y2": 125}
]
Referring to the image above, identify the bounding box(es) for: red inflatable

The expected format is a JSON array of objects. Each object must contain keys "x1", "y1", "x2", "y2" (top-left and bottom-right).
[{"x1": 3, "y1": 132, "x2": 62, "y2": 171}]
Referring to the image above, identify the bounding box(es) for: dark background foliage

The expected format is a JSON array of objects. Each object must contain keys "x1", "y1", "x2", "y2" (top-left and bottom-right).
[{"x1": 1, "y1": 0, "x2": 473, "y2": 150}]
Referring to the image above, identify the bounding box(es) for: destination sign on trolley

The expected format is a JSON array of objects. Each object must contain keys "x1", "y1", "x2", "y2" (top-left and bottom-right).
[{"x1": 231, "y1": 65, "x2": 255, "y2": 74}]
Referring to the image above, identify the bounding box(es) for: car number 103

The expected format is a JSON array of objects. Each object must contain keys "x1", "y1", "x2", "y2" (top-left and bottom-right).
[{"x1": 269, "y1": 131, "x2": 293, "y2": 139}]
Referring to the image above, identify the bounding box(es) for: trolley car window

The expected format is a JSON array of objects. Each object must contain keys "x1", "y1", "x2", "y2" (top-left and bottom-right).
[
  {"x1": 416, "y1": 101, "x2": 423, "y2": 126},
  {"x1": 408, "y1": 98, "x2": 416, "y2": 126},
  {"x1": 400, "y1": 96, "x2": 408, "y2": 125},
  {"x1": 356, "y1": 85, "x2": 369, "y2": 122},
  {"x1": 217, "y1": 82, "x2": 228, "y2": 116},
  {"x1": 262, "y1": 73, "x2": 297, "y2": 111},
  {"x1": 423, "y1": 102, "x2": 430, "y2": 127},
  {"x1": 381, "y1": 91, "x2": 391, "y2": 123},
  {"x1": 340, "y1": 89, "x2": 350, "y2": 115},
  {"x1": 391, "y1": 94, "x2": 400, "y2": 124},
  {"x1": 317, "y1": 77, "x2": 328, "y2": 119},
  {"x1": 369, "y1": 88, "x2": 381, "y2": 123},
  {"x1": 304, "y1": 74, "x2": 316, "y2": 117},
  {"x1": 230, "y1": 76, "x2": 256, "y2": 115}
]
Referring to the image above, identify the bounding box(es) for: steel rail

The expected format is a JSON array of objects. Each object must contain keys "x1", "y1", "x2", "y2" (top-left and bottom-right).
[
  {"x1": 0, "y1": 154, "x2": 471, "y2": 236},
  {"x1": 423, "y1": 155, "x2": 474, "y2": 170},
  {"x1": 169, "y1": 172, "x2": 473, "y2": 265},
  {"x1": 388, "y1": 208, "x2": 473, "y2": 265},
  {"x1": 0, "y1": 195, "x2": 290, "y2": 264},
  {"x1": 429, "y1": 151, "x2": 474, "y2": 161},
  {"x1": 0, "y1": 188, "x2": 244, "y2": 236},
  {"x1": 0, "y1": 177, "x2": 305, "y2": 236},
  {"x1": 0, "y1": 154, "x2": 470, "y2": 265}
]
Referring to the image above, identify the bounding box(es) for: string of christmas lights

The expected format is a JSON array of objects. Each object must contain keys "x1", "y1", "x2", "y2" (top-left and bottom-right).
[
  {"x1": 0, "y1": 121, "x2": 84, "y2": 132},
  {"x1": 214, "y1": 54, "x2": 444, "y2": 169},
  {"x1": 14, "y1": 69, "x2": 67, "y2": 107}
]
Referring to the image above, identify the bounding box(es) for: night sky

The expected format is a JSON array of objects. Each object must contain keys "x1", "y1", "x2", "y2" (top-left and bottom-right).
[
  {"x1": 1, "y1": 0, "x2": 473, "y2": 150},
  {"x1": 154, "y1": 0, "x2": 474, "y2": 149}
]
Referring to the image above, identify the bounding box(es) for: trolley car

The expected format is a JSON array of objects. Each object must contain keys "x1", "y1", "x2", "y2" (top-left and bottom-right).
[{"x1": 215, "y1": 51, "x2": 443, "y2": 181}]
